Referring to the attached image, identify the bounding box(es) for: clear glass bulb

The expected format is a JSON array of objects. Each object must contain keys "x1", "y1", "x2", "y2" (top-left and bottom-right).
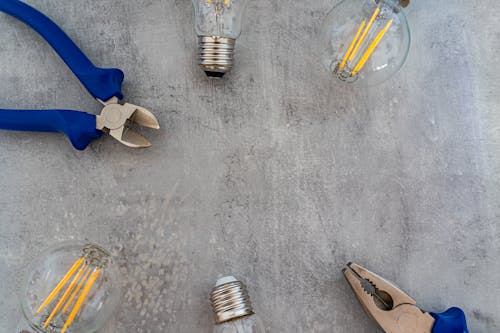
[
  {"x1": 213, "y1": 315, "x2": 265, "y2": 333},
  {"x1": 19, "y1": 241, "x2": 121, "y2": 333},
  {"x1": 192, "y1": 0, "x2": 247, "y2": 38},
  {"x1": 191, "y1": 0, "x2": 250, "y2": 76},
  {"x1": 318, "y1": 0, "x2": 410, "y2": 86}
]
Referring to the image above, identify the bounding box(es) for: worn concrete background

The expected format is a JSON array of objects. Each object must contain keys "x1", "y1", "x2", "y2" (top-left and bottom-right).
[{"x1": 0, "y1": 0, "x2": 499, "y2": 332}]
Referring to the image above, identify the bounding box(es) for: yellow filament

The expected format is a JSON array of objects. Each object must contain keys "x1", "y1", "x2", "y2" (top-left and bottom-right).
[
  {"x1": 62, "y1": 267, "x2": 92, "y2": 314},
  {"x1": 348, "y1": 6, "x2": 381, "y2": 63},
  {"x1": 36, "y1": 257, "x2": 85, "y2": 314},
  {"x1": 339, "y1": 19, "x2": 366, "y2": 70},
  {"x1": 43, "y1": 264, "x2": 88, "y2": 328},
  {"x1": 207, "y1": 0, "x2": 229, "y2": 5},
  {"x1": 61, "y1": 268, "x2": 101, "y2": 333},
  {"x1": 351, "y1": 19, "x2": 393, "y2": 75}
]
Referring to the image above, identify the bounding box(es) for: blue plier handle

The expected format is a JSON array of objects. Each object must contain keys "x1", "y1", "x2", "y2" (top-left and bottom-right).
[
  {"x1": 0, "y1": 0, "x2": 159, "y2": 150},
  {"x1": 431, "y1": 307, "x2": 469, "y2": 333}
]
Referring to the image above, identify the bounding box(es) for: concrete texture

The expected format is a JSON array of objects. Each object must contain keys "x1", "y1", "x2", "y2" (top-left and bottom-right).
[{"x1": 0, "y1": 0, "x2": 499, "y2": 332}]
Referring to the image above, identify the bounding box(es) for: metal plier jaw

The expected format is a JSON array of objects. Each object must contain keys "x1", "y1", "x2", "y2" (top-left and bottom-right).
[
  {"x1": 96, "y1": 97, "x2": 159, "y2": 148},
  {"x1": 343, "y1": 262, "x2": 435, "y2": 333}
]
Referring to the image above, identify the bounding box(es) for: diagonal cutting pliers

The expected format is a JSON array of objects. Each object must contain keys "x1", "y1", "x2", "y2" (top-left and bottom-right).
[
  {"x1": 343, "y1": 262, "x2": 469, "y2": 333},
  {"x1": 0, "y1": 0, "x2": 159, "y2": 150}
]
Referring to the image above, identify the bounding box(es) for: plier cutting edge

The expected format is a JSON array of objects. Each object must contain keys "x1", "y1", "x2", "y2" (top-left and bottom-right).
[
  {"x1": 343, "y1": 262, "x2": 469, "y2": 333},
  {"x1": 0, "y1": 0, "x2": 159, "y2": 150}
]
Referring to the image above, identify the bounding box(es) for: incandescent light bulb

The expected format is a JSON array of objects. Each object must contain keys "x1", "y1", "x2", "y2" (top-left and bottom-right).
[
  {"x1": 17, "y1": 241, "x2": 121, "y2": 333},
  {"x1": 210, "y1": 276, "x2": 265, "y2": 333},
  {"x1": 191, "y1": 0, "x2": 250, "y2": 77},
  {"x1": 318, "y1": 0, "x2": 411, "y2": 86}
]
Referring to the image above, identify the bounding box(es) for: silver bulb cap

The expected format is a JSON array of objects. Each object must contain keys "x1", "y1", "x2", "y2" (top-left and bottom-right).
[
  {"x1": 210, "y1": 276, "x2": 254, "y2": 324},
  {"x1": 198, "y1": 36, "x2": 236, "y2": 77}
]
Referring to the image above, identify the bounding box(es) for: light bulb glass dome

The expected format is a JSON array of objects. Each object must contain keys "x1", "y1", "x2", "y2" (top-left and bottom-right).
[
  {"x1": 192, "y1": 0, "x2": 248, "y2": 39},
  {"x1": 213, "y1": 315, "x2": 265, "y2": 333},
  {"x1": 20, "y1": 241, "x2": 121, "y2": 333},
  {"x1": 318, "y1": 0, "x2": 410, "y2": 86}
]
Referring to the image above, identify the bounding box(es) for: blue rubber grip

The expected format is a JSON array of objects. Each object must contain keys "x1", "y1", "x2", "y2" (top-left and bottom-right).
[
  {"x1": 0, "y1": 0, "x2": 124, "y2": 101},
  {"x1": 431, "y1": 307, "x2": 469, "y2": 333},
  {"x1": 0, "y1": 109, "x2": 102, "y2": 150}
]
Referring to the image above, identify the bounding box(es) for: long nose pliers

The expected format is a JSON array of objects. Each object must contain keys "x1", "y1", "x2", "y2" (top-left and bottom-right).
[
  {"x1": 343, "y1": 262, "x2": 469, "y2": 333},
  {"x1": 0, "y1": 0, "x2": 159, "y2": 150}
]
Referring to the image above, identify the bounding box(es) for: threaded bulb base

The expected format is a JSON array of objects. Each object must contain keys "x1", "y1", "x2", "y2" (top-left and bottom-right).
[
  {"x1": 198, "y1": 36, "x2": 235, "y2": 77},
  {"x1": 210, "y1": 276, "x2": 254, "y2": 324}
]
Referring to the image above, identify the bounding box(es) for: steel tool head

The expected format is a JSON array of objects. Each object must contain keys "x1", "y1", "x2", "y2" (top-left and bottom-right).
[
  {"x1": 96, "y1": 97, "x2": 159, "y2": 148},
  {"x1": 343, "y1": 262, "x2": 435, "y2": 333}
]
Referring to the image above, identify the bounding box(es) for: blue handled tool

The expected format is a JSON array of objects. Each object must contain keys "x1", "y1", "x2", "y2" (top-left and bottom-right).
[
  {"x1": 343, "y1": 262, "x2": 469, "y2": 333},
  {"x1": 0, "y1": 0, "x2": 159, "y2": 150}
]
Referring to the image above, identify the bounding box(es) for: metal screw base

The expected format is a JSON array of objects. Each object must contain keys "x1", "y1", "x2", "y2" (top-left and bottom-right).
[
  {"x1": 210, "y1": 276, "x2": 254, "y2": 324},
  {"x1": 198, "y1": 36, "x2": 235, "y2": 77}
]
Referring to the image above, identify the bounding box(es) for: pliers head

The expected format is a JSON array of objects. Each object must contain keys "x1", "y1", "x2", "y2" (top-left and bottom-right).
[
  {"x1": 96, "y1": 97, "x2": 160, "y2": 148},
  {"x1": 343, "y1": 262, "x2": 435, "y2": 333}
]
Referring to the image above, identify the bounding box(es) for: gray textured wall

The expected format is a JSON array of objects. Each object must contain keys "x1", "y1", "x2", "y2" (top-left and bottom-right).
[{"x1": 1, "y1": 0, "x2": 499, "y2": 332}]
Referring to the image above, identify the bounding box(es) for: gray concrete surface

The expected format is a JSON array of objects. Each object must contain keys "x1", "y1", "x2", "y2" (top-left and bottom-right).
[{"x1": 0, "y1": 0, "x2": 499, "y2": 332}]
